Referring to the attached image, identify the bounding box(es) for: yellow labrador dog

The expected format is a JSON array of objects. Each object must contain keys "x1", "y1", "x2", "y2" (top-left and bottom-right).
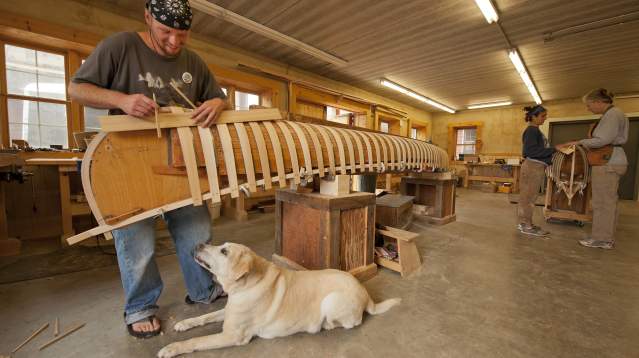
[{"x1": 158, "y1": 242, "x2": 400, "y2": 357}]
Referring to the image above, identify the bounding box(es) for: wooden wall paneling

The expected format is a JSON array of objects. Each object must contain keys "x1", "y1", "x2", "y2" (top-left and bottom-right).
[
  {"x1": 197, "y1": 127, "x2": 221, "y2": 202},
  {"x1": 0, "y1": 41, "x2": 8, "y2": 148},
  {"x1": 325, "y1": 126, "x2": 347, "y2": 174},
  {"x1": 287, "y1": 121, "x2": 313, "y2": 176},
  {"x1": 234, "y1": 122, "x2": 257, "y2": 193},
  {"x1": 275, "y1": 121, "x2": 301, "y2": 184},
  {"x1": 299, "y1": 122, "x2": 325, "y2": 177},
  {"x1": 177, "y1": 127, "x2": 203, "y2": 206},
  {"x1": 217, "y1": 124, "x2": 240, "y2": 198},
  {"x1": 66, "y1": 50, "x2": 83, "y2": 147},
  {"x1": 248, "y1": 122, "x2": 272, "y2": 189},
  {"x1": 263, "y1": 121, "x2": 287, "y2": 187}
]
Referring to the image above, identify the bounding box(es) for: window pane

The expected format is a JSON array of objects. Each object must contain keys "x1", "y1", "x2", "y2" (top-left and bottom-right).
[
  {"x1": 9, "y1": 123, "x2": 40, "y2": 147},
  {"x1": 84, "y1": 107, "x2": 108, "y2": 131},
  {"x1": 5, "y1": 44, "x2": 66, "y2": 100},
  {"x1": 235, "y1": 91, "x2": 259, "y2": 110},
  {"x1": 39, "y1": 125, "x2": 68, "y2": 148},
  {"x1": 7, "y1": 99, "x2": 38, "y2": 124},
  {"x1": 39, "y1": 102, "x2": 67, "y2": 126},
  {"x1": 7, "y1": 99, "x2": 68, "y2": 148},
  {"x1": 380, "y1": 121, "x2": 389, "y2": 133},
  {"x1": 411, "y1": 128, "x2": 417, "y2": 139},
  {"x1": 36, "y1": 50, "x2": 66, "y2": 100}
]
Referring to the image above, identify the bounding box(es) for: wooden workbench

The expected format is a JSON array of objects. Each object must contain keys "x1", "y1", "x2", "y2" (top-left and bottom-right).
[
  {"x1": 464, "y1": 163, "x2": 520, "y2": 193},
  {"x1": 25, "y1": 157, "x2": 91, "y2": 245}
]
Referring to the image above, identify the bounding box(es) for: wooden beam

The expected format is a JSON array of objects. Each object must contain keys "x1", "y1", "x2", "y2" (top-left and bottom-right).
[{"x1": 99, "y1": 108, "x2": 282, "y2": 132}]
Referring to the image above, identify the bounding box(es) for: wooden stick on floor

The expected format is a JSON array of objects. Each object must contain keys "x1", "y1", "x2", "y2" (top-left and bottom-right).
[
  {"x1": 153, "y1": 93, "x2": 161, "y2": 138},
  {"x1": 12, "y1": 322, "x2": 49, "y2": 353},
  {"x1": 54, "y1": 317, "x2": 59, "y2": 336},
  {"x1": 38, "y1": 323, "x2": 85, "y2": 351}
]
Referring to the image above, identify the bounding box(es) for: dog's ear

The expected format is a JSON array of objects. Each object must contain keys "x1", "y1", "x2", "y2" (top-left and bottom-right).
[{"x1": 232, "y1": 251, "x2": 253, "y2": 281}]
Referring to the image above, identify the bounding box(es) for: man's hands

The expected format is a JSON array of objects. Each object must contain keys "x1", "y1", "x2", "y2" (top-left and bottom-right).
[
  {"x1": 118, "y1": 94, "x2": 224, "y2": 127},
  {"x1": 119, "y1": 93, "x2": 158, "y2": 118},
  {"x1": 191, "y1": 98, "x2": 225, "y2": 128}
]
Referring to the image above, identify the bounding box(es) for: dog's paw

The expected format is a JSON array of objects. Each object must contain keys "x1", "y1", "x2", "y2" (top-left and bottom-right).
[
  {"x1": 174, "y1": 319, "x2": 195, "y2": 332},
  {"x1": 157, "y1": 343, "x2": 182, "y2": 358}
]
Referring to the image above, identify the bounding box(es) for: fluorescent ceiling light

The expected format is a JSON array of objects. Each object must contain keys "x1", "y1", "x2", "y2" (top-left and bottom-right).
[
  {"x1": 508, "y1": 49, "x2": 542, "y2": 104},
  {"x1": 474, "y1": 0, "x2": 499, "y2": 24},
  {"x1": 190, "y1": 0, "x2": 348, "y2": 66},
  {"x1": 467, "y1": 101, "x2": 513, "y2": 109},
  {"x1": 381, "y1": 79, "x2": 456, "y2": 113}
]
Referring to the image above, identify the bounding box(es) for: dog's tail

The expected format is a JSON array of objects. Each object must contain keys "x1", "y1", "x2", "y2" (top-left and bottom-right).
[{"x1": 366, "y1": 297, "x2": 401, "y2": 315}]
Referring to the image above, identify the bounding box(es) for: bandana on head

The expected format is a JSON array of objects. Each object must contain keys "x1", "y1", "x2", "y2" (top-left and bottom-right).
[{"x1": 146, "y1": 0, "x2": 193, "y2": 30}]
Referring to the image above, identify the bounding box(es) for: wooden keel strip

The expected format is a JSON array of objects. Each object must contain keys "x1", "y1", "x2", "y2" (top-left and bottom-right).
[
  {"x1": 299, "y1": 122, "x2": 325, "y2": 177},
  {"x1": 348, "y1": 129, "x2": 366, "y2": 172},
  {"x1": 177, "y1": 127, "x2": 203, "y2": 206},
  {"x1": 248, "y1": 122, "x2": 272, "y2": 189},
  {"x1": 353, "y1": 130, "x2": 372, "y2": 172},
  {"x1": 276, "y1": 121, "x2": 301, "y2": 184},
  {"x1": 234, "y1": 123, "x2": 257, "y2": 193},
  {"x1": 341, "y1": 128, "x2": 357, "y2": 173},
  {"x1": 263, "y1": 121, "x2": 287, "y2": 188},
  {"x1": 197, "y1": 127, "x2": 221, "y2": 202},
  {"x1": 288, "y1": 121, "x2": 313, "y2": 177},
  {"x1": 217, "y1": 124, "x2": 240, "y2": 198},
  {"x1": 314, "y1": 125, "x2": 336, "y2": 176},
  {"x1": 325, "y1": 126, "x2": 347, "y2": 174}
]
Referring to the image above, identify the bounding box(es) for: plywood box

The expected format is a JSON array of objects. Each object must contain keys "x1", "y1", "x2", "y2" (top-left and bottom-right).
[
  {"x1": 375, "y1": 194, "x2": 414, "y2": 229},
  {"x1": 400, "y1": 176, "x2": 456, "y2": 225},
  {"x1": 274, "y1": 189, "x2": 376, "y2": 279}
]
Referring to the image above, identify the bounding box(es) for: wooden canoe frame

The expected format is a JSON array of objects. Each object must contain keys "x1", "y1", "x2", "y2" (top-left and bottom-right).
[{"x1": 67, "y1": 108, "x2": 449, "y2": 245}]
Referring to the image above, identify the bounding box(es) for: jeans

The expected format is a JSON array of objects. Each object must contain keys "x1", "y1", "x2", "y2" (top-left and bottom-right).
[{"x1": 112, "y1": 204, "x2": 222, "y2": 325}]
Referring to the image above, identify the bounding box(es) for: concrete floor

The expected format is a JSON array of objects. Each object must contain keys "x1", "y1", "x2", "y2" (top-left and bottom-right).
[{"x1": 1, "y1": 189, "x2": 638, "y2": 358}]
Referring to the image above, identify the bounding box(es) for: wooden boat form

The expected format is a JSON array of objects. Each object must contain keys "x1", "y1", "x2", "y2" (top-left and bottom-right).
[
  {"x1": 67, "y1": 108, "x2": 449, "y2": 245},
  {"x1": 544, "y1": 145, "x2": 591, "y2": 222}
]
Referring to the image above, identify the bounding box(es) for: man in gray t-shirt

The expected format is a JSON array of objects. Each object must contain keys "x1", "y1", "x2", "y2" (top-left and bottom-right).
[{"x1": 68, "y1": 0, "x2": 225, "y2": 339}]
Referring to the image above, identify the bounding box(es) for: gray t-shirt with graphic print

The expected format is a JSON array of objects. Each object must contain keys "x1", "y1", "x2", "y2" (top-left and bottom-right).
[{"x1": 72, "y1": 32, "x2": 226, "y2": 115}]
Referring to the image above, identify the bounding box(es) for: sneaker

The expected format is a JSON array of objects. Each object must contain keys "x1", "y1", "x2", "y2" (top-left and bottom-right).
[
  {"x1": 519, "y1": 224, "x2": 550, "y2": 237},
  {"x1": 579, "y1": 239, "x2": 614, "y2": 249}
]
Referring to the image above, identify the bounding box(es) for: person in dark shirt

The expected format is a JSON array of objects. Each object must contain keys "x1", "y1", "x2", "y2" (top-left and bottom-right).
[
  {"x1": 517, "y1": 105, "x2": 558, "y2": 236},
  {"x1": 68, "y1": 0, "x2": 226, "y2": 339}
]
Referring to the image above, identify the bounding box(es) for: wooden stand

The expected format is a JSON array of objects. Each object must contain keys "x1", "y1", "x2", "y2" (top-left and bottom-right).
[
  {"x1": 543, "y1": 178, "x2": 592, "y2": 225},
  {"x1": 375, "y1": 194, "x2": 414, "y2": 229},
  {"x1": 274, "y1": 189, "x2": 377, "y2": 281},
  {"x1": 400, "y1": 174, "x2": 456, "y2": 225},
  {"x1": 375, "y1": 227, "x2": 421, "y2": 277}
]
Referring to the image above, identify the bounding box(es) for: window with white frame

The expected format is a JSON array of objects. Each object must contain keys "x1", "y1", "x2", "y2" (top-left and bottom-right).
[
  {"x1": 411, "y1": 127, "x2": 417, "y2": 139},
  {"x1": 455, "y1": 127, "x2": 477, "y2": 159},
  {"x1": 5, "y1": 44, "x2": 68, "y2": 148}
]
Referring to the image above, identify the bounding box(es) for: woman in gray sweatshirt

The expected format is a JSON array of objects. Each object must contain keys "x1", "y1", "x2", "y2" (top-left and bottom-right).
[{"x1": 562, "y1": 88, "x2": 629, "y2": 249}]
